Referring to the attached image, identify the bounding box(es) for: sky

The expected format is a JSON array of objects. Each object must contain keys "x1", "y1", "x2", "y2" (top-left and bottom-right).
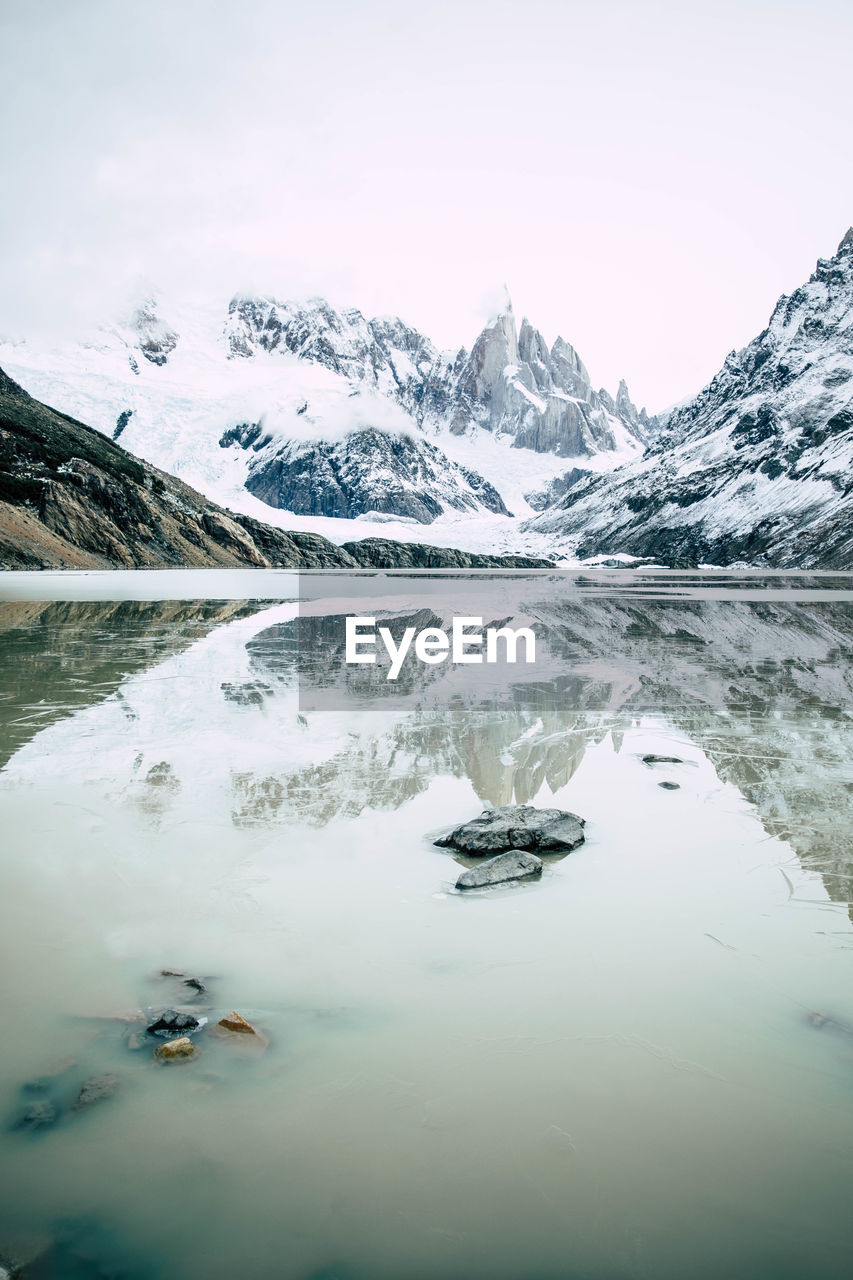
[{"x1": 1, "y1": 0, "x2": 852, "y2": 412}]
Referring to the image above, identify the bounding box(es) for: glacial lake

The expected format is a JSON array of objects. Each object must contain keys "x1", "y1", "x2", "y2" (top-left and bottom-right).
[{"x1": 1, "y1": 569, "x2": 853, "y2": 1279}]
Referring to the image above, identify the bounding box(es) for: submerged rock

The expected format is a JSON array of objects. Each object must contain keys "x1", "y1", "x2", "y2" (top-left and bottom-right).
[
  {"x1": 11, "y1": 1099, "x2": 59, "y2": 1132},
  {"x1": 456, "y1": 850, "x2": 543, "y2": 890},
  {"x1": 435, "y1": 804, "x2": 585, "y2": 855},
  {"x1": 146, "y1": 1009, "x2": 201, "y2": 1038},
  {"x1": 155, "y1": 1036, "x2": 197, "y2": 1062},
  {"x1": 72, "y1": 1074, "x2": 119, "y2": 1112}
]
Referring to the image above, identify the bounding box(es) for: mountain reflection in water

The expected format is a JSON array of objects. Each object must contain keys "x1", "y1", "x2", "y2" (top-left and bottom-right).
[
  {"x1": 1, "y1": 572, "x2": 852, "y2": 1280},
  {"x1": 236, "y1": 580, "x2": 853, "y2": 916}
]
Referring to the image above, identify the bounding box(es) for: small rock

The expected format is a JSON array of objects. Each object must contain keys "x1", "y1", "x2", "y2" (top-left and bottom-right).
[
  {"x1": 643, "y1": 754, "x2": 684, "y2": 765},
  {"x1": 658, "y1": 781, "x2": 680, "y2": 791},
  {"x1": 456, "y1": 850, "x2": 543, "y2": 890},
  {"x1": 11, "y1": 1099, "x2": 59, "y2": 1132},
  {"x1": 146, "y1": 1009, "x2": 201, "y2": 1038},
  {"x1": 72, "y1": 1074, "x2": 119, "y2": 1112},
  {"x1": 155, "y1": 1037, "x2": 198, "y2": 1061},
  {"x1": 213, "y1": 1011, "x2": 269, "y2": 1048},
  {"x1": 435, "y1": 805, "x2": 585, "y2": 856},
  {"x1": 152, "y1": 970, "x2": 210, "y2": 1005}
]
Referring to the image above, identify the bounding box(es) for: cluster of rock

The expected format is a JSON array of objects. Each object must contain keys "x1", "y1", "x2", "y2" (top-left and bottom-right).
[
  {"x1": 7, "y1": 968, "x2": 268, "y2": 1138},
  {"x1": 9, "y1": 1061, "x2": 120, "y2": 1134},
  {"x1": 434, "y1": 803, "x2": 586, "y2": 891}
]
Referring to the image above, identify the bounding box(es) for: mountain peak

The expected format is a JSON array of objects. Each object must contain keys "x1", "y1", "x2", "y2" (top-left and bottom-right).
[{"x1": 837, "y1": 226, "x2": 853, "y2": 255}]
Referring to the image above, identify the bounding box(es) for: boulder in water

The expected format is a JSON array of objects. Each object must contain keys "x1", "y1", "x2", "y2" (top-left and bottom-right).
[
  {"x1": 155, "y1": 1036, "x2": 198, "y2": 1062},
  {"x1": 435, "y1": 805, "x2": 585, "y2": 855},
  {"x1": 456, "y1": 850, "x2": 543, "y2": 890},
  {"x1": 146, "y1": 1009, "x2": 201, "y2": 1038},
  {"x1": 213, "y1": 1011, "x2": 269, "y2": 1049}
]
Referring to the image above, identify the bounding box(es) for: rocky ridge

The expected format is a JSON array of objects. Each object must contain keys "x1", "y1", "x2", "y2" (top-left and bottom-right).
[
  {"x1": 526, "y1": 229, "x2": 853, "y2": 567},
  {"x1": 226, "y1": 292, "x2": 652, "y2": 458}
]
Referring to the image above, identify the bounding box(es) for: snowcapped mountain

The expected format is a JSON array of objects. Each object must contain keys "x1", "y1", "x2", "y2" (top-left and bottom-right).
[
  {"x1": 226, "y1": 291, "x2": 653, "y2": 456},
  {"x1": 0, "y1": 291, "x2": 648, "y2": 552},
  {"x1": 527, "y1": 229, "x2": 853, "y2": 567}
]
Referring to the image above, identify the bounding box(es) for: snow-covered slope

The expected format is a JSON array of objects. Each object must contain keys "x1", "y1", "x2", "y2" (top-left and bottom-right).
[
  {"x1": 526, "y1": 229, "x2": 853, "y2": 567},
  {"x1": 0, "y1": 291, "x2": 648, "y2": 550}
]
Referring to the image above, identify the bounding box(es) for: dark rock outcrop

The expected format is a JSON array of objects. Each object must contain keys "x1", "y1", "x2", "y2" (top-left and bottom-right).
[
  {"x1": 435, "y1": 804, "x2": 586, "y2": 855},
  {"x1": 145, "y1": 1010, "x2": 201, "y2": 1038},
  {"x1": 340, "y1": 538, "x2": 552, "y2": 569},
  {"x1": 227, "y1": 423, "x2": 510, "y2": 523}
]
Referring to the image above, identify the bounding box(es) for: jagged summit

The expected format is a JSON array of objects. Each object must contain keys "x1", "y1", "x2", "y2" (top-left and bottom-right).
[
  {"x1": 225, "y1": 290, "x2": 652, "y2": 458},
  {"x1": 837, "y1": 226, "x2": 853, "y2": 254}
]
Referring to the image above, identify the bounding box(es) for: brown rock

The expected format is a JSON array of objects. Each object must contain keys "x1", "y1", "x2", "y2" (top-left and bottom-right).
[{"x1": 213, "y1": 1011, "x2": 269, "y2": 1049}]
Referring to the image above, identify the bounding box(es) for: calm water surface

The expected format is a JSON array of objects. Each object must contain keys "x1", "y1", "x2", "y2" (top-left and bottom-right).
[{"x1": 0, "y1": 570, "x2": 852, "y2": 1280}]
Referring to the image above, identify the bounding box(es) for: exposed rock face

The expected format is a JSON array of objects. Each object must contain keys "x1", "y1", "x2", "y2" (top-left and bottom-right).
[
  {"x1": 0, "y1": 367, "x2": 548, "y2": 570},
  {"x1": 435, "y1": 804, "x2": 586, "y2": 855},
  {"x1": 526, "y1": 229, "x2": 853, "y2": 567},
  {"x1": 456, "y1": 849, "x2": 543, "y2": 889},
  {"x1": 224, "y1": 422, "x2": 510, "y2": 523},
  {"x1": 225, "y1": 295, "x2": 438, "y2": 421},
  {"x1": 523, "y1": 466, "x2": 588, "y2": 512},
  {"x1": 131, "y1": 299, "x2": 178, "y2": 367},
  {"x1": 225, "y1": 293, "x2": 652, "y2": 458},
  {"x1": 455, "y1": 305, "x2": 652, "y2": 456}
]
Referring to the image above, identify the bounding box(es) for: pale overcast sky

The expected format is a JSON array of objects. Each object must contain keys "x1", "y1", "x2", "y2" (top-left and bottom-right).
[{"x1": 1, "y1": 0, "x2": 851, "y2": 411}]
